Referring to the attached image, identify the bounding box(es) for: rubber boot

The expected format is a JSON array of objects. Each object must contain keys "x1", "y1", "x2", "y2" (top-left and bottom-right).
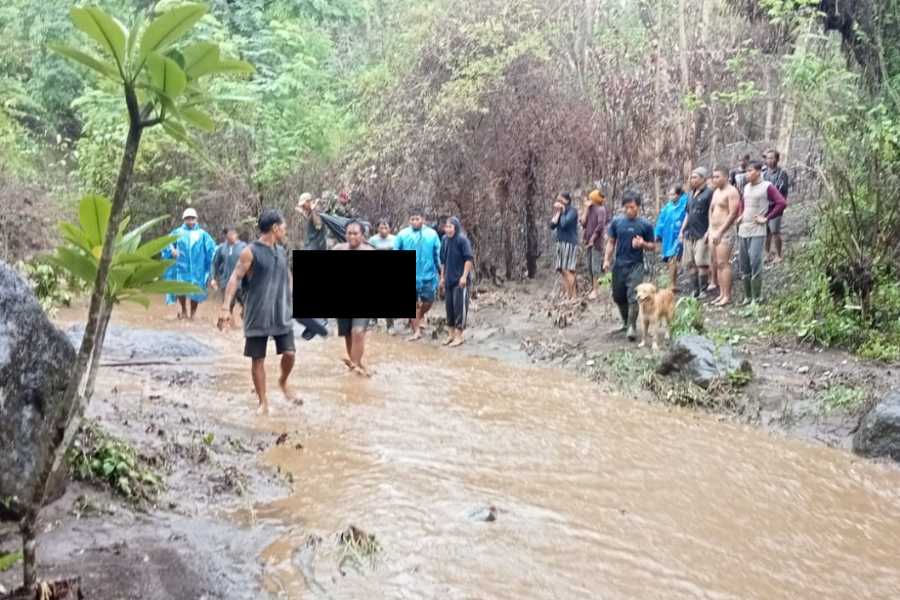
[
  {"x1": 626, "y1": 303, "x2": 639, "y2": 341},
  {"x1": 751, "y1": 276, "x2": 763, "y2": 304},
  {"x1": 740, "y1": 278, "x2": 752, "y2": 306},
  {"x1": 691, "y1": 272, "x2": 701, "y2": 298},
  {"x1": 610, "y1": 302, "x2": 628, "y2": 334},
  {"x1": 698, "y1": 273, "x2": 709, "y2": 297}
]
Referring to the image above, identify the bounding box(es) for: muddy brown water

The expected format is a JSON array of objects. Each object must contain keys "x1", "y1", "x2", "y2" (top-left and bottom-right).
[{"x1": 58, "y1": 300, "x2": 900, "y2": 599}]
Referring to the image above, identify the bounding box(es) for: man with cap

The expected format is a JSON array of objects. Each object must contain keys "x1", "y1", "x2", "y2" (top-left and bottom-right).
[
  {"x1": 296, "y1": 192, "x2": 327, "y2": 251},
  {"x1": 678, "y1": 167, "x2": 714, "y2": 298},
  {"x1": 162, "y1": 208, "x2": 217, "y2": 320}
]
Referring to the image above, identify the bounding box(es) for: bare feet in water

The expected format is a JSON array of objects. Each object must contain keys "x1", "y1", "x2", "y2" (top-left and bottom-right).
[
  {"x1": 256, "y1": 402, "x2": 270, "y2": 416},
  {"x1": 448, "y1": 338, "x2": 464, "y2": 347},
  {"x1": 342, "y1": 357, "x2": 355, "y2": 370},
  {"x1": 351, "y1": 364, "x2": 371, "y2": 378},
  {"x1": 407, "y1": 332, "x2": 422, "y2": 342},
  {"x1": 442, "y1": 337, "x2": 453, "y2": 346},
  {"x1": 279, "y1": 377, "x2": 301, "y2": 405}
]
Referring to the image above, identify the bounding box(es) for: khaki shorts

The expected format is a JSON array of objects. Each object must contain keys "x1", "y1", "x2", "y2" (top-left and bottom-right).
[{"x1": 682, "y1": 237, "x2": 709, "y2": 269}]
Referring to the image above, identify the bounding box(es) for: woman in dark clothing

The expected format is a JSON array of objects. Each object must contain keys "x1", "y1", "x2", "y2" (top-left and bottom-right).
[
  {"x1": 550, "y1": 191, "x2": 579, "y2": 300},
  {"x1": 440, "y1": 217, "x2": 474, "y2": 347}
]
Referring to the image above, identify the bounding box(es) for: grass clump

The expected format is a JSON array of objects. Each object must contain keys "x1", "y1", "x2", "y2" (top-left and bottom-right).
[
  {"x1": 818, "y1": 385, "x2": 867, "y2": 415},
  {"x1": 66, "y1": 421, "x2": 161, "y2": 504},
  {"x1": 671, "y1": 296, "x2": 704, "y2": 339}
]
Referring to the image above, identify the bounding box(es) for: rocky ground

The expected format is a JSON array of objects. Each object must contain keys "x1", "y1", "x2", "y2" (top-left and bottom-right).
[{"x1": 1, "y1": 325, "x2": 294, "y2": 599}]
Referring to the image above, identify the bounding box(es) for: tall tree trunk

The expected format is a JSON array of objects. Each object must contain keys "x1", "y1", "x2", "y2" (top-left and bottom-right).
[
  {"x1": 496, "y1": 174, "x2": 515, "y2": 280},
  {"x1": 21, "y1": 85, "x2": 144, "y2": 589},
  {"x1": 524, "y1": 151, "x2": 540, "y2": 278},
  {"x1": 763, "y1": 62, "x2": 775, "y2": 141},
  {"x1": 777, "y1": 20, "x2": 814, "y2": 162},
  {"x1": 677, "y1": 0, "x2": 692, "y2": 175}
]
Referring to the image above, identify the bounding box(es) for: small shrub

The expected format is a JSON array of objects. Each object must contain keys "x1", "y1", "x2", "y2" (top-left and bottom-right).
[
  {"x1": 671, "y1": 296, "x2": 704, "y2": 338},
  {"x1": 0, "y1": 550, "x2": 23, "y2": 572},
  {"x1": 66, "y1": 421, "x2": 161, "y2": 503},
  {"x1": 818, "y1": 385, "x2": 867, "y2": 415},
  {"x1": 16, "y1": 259, "x2": 78, "y2": 314}
]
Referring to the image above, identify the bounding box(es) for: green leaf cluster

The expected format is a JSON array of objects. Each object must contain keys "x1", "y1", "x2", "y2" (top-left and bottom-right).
[{"x1": 47, "y1": 195, "x2": 202, "y2": 308}]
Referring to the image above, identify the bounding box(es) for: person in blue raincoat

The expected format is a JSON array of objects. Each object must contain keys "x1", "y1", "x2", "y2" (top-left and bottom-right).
[
  {"x1": 654, "y1": 184, "x2": 689, "y2": 292},
  {"x1": 162, "y1": 207, "x2": 217, "y2": 320}
]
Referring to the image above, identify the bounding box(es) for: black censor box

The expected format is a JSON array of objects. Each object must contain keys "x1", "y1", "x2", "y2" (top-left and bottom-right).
[{"x1": 292, "y1": 250, "x2": 417, "y2": 319}]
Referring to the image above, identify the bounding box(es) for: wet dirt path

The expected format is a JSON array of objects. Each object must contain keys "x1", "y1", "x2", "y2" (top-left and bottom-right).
[{"x1": 63, "y1": 300, "x2": 900, "y2": 599}]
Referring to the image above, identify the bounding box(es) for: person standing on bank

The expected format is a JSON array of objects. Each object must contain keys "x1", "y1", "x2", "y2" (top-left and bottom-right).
[
  {"x1": 162, "y1": 208, "x2": 217, "y2": 321},
  {"x1": 369, "y1": 218, "x2": 397, "y2": 334},
  {"x1": 394, "y1": 207, "x2": 442, "y2": 341},
  {"x1": 763, "y1": 148, "x2": 790, "y2": 263},
  {"x1": 603, "y1": 190, "x2": 657, "y2": 341},
  {"x1": 440, "y1": 216, "x2": 474, "y2": 347},
  {"x1": 218, "y1": 210, "x2": 298, "y2": 415},
  {"x1": 333, "y1": 221, "x2": 374, "y2": 376},
  {"x1": 582, "y1": 188, "x2": 610, "y2": 300},
  {"x1": 738, "y1": 161, "x2": 787, "y2": 305},
  {"x1": 551, "y1": 191, "x2": 579, "y2": 301},
  {"x1": 678, "y1": 168, "x2": 714, "y2": 299},
  {"x1": 654, "y1": 184, "x2": 688, "y2": 292},
  {"x1": 210, "y1": 225, "x2": 247, "y2": 322}
]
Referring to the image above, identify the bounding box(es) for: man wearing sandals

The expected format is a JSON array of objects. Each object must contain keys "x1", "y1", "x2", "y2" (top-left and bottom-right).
[{"x1": 439, "y1": 217, "x2": 474, "y2": 347}]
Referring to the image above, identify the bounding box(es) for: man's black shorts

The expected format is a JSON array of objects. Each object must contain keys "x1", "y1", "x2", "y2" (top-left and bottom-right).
[{"x1": 244, "y1": 331, "x2": 295, "y2": 359}]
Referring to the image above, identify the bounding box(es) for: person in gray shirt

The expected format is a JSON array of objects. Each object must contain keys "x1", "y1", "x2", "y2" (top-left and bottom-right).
[
  {"x1": 219, "y1": 210, "x2": 298, "y2": 415},
  {"x1": 210, "y1": 225, "x2": 247, "y2": 319}
]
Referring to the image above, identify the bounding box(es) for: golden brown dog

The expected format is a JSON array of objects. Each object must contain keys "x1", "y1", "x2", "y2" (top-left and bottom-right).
[{"x1": 635, "y1": 282, "x2": 675, "y2": 351}]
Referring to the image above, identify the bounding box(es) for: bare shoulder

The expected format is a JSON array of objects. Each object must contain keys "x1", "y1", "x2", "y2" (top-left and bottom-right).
[{"x1": 727, "y1": 184, "x2": 741, "y2": 201}]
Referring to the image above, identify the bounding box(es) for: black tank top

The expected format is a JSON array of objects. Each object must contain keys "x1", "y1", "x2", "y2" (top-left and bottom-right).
[{"x1": 242, "y1": 241, "x2": 292, "y2": 337}]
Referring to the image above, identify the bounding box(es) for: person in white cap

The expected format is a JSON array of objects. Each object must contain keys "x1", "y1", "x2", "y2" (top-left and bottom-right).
[{"x1": 161, "y1": 208, "x2": 217, "y2": 320}]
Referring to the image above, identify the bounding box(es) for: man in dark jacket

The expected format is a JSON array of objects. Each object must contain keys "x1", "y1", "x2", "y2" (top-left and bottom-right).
[
  {"x1": 439, "y1": 216, "x2": 474, "y2": 347},
  {"x1": 210, "y1": 226, "x2": 247, "y2": 320}
]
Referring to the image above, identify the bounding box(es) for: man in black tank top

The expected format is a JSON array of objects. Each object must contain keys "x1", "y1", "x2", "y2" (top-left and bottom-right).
[{"x1": 219, "y1": 210, "x2": 298, "y2": 415}]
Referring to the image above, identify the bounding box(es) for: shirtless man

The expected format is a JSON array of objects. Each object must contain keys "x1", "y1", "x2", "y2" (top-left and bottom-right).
[
  {"x1": 332, "y1": 220, "x2": 374, "y2": 377},
  {"x1": 706, "y1": 166, "x2": 741, "y2": 307}
]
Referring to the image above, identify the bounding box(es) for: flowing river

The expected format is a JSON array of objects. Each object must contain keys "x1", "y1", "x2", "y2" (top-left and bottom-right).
[{"x1": 66, "y1": 302, "x2": 900, "y2": 599}]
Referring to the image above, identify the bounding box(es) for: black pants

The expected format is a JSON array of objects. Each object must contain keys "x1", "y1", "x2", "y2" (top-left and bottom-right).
[
  {"x1": 445, "y1": 284, "x2": 469, "y2": 330},
  {"x1": 611, "y1": 262, "x2": 645, "y2": 306}
]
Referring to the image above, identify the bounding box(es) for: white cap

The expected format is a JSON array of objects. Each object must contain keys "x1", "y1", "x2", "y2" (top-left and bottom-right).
[{"x1": 182, "y1": 208, "x2": 198, "y2": 219}]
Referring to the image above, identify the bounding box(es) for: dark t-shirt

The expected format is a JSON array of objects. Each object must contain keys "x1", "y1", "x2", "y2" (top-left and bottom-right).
[
  {"x1": 607, "y1": 215, "x2": 655, "y2": 268},
  {"x1": 442, "y1": 234, "x2": 474, "y2": 286},
  {"x1": 304, "y1": 218, "x2": 327, "y2": 250},
  {"x1": 684, "y1": 186, "x2": 713, "y2": 240}
]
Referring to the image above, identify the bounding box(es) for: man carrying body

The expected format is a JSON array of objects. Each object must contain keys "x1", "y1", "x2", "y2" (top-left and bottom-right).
[
  {"x1": 738, "y1": 161, "x2": 787, "y2": 305},
  {"x1": 333, "y1": 221, "x2": 374, "y2": 376},
  {"x1": 296, "y1": 192, "x2": 327, "y2": 250},
  {"x1": 678, "y1": 168, "x2": 714, "y2": 299},
  {"x1": 211, "y1": 225, "x2": 247, "y2": 322},
  {"x1": 369, "y1": 218, "x2": 397, "y2": 334},
  {"x1": 707, "y1": 167, "x2": 741, "y2": 307},
  {"x1": 440, "y1": 217, "x2": 475, "y2": 347},
  {"x1": 763, "y1": 149, "x2": 790, "y2": 263},
  {"x1": 218, "y1": 210, "x2": 297, "y2": 415},
  {"x1": 162, "y1": 208, "x2": 217, "y2": 320},
  {"x1": 394, "y1": 207, "x2": 442, "y2": 342},
  {"x1": 603, "y1": 190, "x2": 657, "y2": 341}
]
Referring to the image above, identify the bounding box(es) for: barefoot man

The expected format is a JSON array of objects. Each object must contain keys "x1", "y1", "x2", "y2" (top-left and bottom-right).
[
  {"x1": 333, "y1": 220, "x2": 374, "y2": 376},
  {"x1": 219, "y1": 209, "x2": 297, "y2": 415},
  {"x1": 394, "y1": 207, "x2": 442, "y2": 341},
  {"x1": 707, "y1": 166, "x2": 741, "y2": 307},
  {"x1": 439, "y1": 216, "x2": 474, "y2": 347}
]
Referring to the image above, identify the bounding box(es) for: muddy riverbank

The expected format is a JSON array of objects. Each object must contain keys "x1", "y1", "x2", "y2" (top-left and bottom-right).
[{"x1": 2, "y1": 290, "x2": 900, "y2": 599}]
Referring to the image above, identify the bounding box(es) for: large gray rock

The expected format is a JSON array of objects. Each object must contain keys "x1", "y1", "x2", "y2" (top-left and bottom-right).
[
  {"x1": 66, "y1": 322, "x2": 211, "y2": 360},
  {"x1": 0, "y1": 261, "x2": 77, "y2": 518},
  {"x1": 853, "y1": 392, "x2": 900, "y2": 461},
  {"x1": 657, "y1": 335, "x2": 751, "y2": 389}
]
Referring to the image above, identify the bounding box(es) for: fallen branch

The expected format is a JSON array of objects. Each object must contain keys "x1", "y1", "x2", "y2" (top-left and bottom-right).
[{"x1": 100, "y1": 361, "x2": 175, "y2": 367}]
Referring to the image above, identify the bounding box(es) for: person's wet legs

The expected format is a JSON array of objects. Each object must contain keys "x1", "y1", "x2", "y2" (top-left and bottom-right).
[
  {"x1": 189, "y1": 299, "x2": 199, "y2": 320},
  {"x1": 177, "y1": 296, "x2": 187, "y2": 319},
  {"x1": 278, "y1": 351, "x2": 298, "y2": 404},
  {"x1": 251, "y1": 358, "x2": 268, "y2": 415}
]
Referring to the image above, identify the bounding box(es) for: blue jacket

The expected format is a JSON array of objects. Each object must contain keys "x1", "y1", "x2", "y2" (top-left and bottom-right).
[
  {"x1": 654, "y1": 193, "x2": 688, "y2": 259},
  {"x1": 161, "y1": 223, "x2": 216, "y2": 304},
  {"x1": 394, "y1": 225, "x2": 442, "y2": 285}
]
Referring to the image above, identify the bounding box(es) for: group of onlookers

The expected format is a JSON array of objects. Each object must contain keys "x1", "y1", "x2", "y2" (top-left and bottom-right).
[{"x1": 551, "y1": 149, "x2": 790, "y2": 340}]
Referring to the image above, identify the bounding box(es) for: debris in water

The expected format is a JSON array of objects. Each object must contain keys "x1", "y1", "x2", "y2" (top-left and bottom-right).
[
  {"x1": 468, "y1": 505, "x2": 498, "y2": 522},
  {"x1": 275, "y1": 432, "x2": 288, "y2": 446}
]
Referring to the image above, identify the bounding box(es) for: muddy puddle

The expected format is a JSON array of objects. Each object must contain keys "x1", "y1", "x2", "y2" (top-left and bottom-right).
[{"x1": 56, "y1": 300, "x2": 900, "y2": 599}]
